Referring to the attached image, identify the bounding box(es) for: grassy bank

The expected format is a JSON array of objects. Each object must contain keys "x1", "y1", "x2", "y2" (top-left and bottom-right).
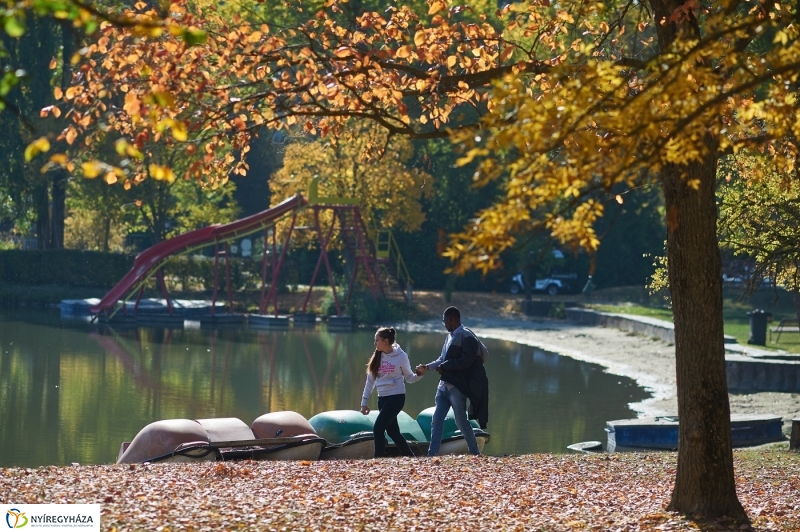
[
  {"x1": 0, "y1": 451, "x2": 797, "y2": 531},
  {"x1": 587, "y1": 286, "x2": 800, "y2": 353}
]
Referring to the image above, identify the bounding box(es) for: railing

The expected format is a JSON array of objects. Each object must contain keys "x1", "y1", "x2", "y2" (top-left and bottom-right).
[{"x1": 373, "y1": 228, "x2": 413, "y2": 296}]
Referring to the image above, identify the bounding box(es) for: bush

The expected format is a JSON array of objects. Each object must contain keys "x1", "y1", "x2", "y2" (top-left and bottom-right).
[
  {"x1": 0, "y1": 250, "x2": 269, "y2": 292},
  {"x1": 347, "y1": 290, "x2": 427, "y2": 325}
]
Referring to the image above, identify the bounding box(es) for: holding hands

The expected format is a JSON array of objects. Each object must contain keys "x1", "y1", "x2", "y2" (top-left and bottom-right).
[{"x1": 415, "y1": 364, "x2": 427, "y2": 376}]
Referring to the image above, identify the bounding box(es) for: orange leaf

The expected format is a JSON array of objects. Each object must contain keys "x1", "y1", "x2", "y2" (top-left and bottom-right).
[
  {"x1": 124, "y1": 92, "x2": 141, "y2": 116},
  {"x1": 65, "y1": 127, "x2": 78, "y2": 146},
  {"x1": 428, "y1": 0, "x2": 445, "y2": 15}
]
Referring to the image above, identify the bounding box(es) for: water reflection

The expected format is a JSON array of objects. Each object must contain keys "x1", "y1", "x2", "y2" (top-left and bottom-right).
[{"x1": 0, "y1": 311, "x2": 649, "y2": 467}]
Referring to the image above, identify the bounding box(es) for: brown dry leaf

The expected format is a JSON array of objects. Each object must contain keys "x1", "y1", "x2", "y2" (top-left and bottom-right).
[{"x1": 5, "y1": 453, "x2": 792, "y2": 530}]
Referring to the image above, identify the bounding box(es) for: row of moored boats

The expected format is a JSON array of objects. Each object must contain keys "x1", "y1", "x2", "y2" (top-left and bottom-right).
[{"x1": 117, "y1": 408, "x2": 490, "y2": 463}]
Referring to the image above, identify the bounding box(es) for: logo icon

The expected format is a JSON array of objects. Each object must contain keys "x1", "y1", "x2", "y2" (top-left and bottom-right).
[{"x1": 5, "y1": 509, "x2": 27, "y2": 529}]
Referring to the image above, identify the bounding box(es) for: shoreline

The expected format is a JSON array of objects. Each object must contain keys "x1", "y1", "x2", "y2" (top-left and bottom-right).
[{"x1": 399, "y1": 315, "x2": 800, "y2": 433}]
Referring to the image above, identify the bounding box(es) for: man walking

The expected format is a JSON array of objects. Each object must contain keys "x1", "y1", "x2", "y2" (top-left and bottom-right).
[{"x1": 416, "y1": 306, "x2": 488, "y2": 456}]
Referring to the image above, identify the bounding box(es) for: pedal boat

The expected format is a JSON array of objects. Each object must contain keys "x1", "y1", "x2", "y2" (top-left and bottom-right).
[
  {"x1": 116, "y1": 411, "x2": 326, "y2": 464},
  {"x1": 309, "y1": 410, "x2": 375, "y2": 460}
]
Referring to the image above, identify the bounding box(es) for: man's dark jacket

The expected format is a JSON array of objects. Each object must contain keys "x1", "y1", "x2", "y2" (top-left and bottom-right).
[{"x1": 438, "y1": 329, "x2": 489, "y2": 429}]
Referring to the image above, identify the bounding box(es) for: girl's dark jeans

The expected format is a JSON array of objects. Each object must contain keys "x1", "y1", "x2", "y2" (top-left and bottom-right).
[{"x1": 374, "y1": 393, "x2": 415, "y2": 457}]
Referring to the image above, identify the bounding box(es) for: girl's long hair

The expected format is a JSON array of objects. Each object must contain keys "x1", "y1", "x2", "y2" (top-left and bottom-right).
[{"x1": 366, "y1": 327, "x2": 396, "y2": 377}]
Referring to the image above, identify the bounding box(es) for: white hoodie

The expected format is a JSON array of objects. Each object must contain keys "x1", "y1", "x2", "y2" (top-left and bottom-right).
[{"x1": 361, "y1": 343, "x2": 422, "y2": 407}]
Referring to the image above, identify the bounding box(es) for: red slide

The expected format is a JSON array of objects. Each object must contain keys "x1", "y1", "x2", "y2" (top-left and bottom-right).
[{"x1": 89, "y1": 194, "x2": 306, "y2": 314}]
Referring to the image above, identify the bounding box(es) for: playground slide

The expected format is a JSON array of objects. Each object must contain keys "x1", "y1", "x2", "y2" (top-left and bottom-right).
[{"x1": 89, "y1": 194, "x2": 306, "y2": 314}]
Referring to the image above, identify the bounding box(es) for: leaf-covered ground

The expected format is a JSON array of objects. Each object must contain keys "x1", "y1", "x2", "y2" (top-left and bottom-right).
[{"x1": 1, "y1": 452, "x2": 798, "y2": 531}]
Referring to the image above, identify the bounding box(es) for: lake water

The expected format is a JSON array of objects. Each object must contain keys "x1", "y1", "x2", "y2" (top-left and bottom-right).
[{"x1": 0, "y1": 310, "x2": 649, "y2": 467}]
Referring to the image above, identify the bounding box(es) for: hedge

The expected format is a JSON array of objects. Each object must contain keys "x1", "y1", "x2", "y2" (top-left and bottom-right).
[
  {"x1": 0, "y1": 250, "x2": 134, "y2": 287},
  {"x1": 0, "y1": 249, "x2": 335, "y2": 291}
]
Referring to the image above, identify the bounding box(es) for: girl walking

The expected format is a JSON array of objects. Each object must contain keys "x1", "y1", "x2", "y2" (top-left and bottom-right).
[{"x1": 360, "y1": 327, "x2": 423, "y2": 457}]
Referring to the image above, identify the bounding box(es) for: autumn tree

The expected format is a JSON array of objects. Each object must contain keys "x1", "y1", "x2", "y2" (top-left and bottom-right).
[
  {"x1": 48, "y1": 0, "x2": 800, "y2": 522},
  {"x1": 271, "y1": 120, "x2": 432, "y2": 245},
  {"x1": 718, "y1": 152, "x2": 800, "y2": 318}
]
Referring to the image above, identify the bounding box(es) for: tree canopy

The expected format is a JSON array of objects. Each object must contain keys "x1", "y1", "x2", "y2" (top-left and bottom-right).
[{"x1": 42, "y1": 0, "x2": 518, "y2": 185}]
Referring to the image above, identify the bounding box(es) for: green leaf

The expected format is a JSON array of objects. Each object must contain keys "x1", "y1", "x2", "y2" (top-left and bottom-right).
[
  {"x1": 181, "y1": 29, "x2": 207, "y2": 47},
  {"x1": 4, "y1": 15, "x2": 26, "y2": 38},
  {"x1": 0, "y1": 71, "x2": 21, "y2": 97}
]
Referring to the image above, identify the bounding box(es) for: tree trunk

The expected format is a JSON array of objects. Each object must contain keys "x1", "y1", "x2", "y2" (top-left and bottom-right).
[
  {"x1": 648, "y1": 0, "x2": 747, "y2": 520},
  {"x1": 50, "y1": 168, "x2": 67, "y2": 249},
  {"x1": 48, "y1": 23, "x2": 74, "y2": 251},
  {"x1": 34, "y1": 182, "x2": 50, "y2": 250},
  {"x1": 103, "y1": 217, "x2": 111, "y2": 253},
  {"x1": 661, "y1": 147, "x2": 746, "y2": 520},
  {"x1": 791, "y1": 289, "x2": 800, "y2": 325}
]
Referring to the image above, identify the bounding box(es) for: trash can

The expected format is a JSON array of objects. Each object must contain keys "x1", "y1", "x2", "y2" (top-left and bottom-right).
[{"x1": 747, "y1": 309, "x2": 770, "y2": 346}]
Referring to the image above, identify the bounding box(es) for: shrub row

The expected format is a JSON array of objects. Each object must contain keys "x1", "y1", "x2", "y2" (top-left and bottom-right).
[
  {"x1": 0, "y1": 249, "x2": 334, "y2": 291},
  {"x1": 0, "y1": 250, "x2": 134, "y2": 287}
]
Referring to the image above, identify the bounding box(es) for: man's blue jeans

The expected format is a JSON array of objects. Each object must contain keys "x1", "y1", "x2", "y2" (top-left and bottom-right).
[{"x1": 428, "y1": 385, "x2": 480, "y2": 456}]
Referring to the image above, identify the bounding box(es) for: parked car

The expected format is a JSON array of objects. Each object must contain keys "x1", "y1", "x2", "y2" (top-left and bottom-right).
[{"x1": 510, "y1": 270, "x2": 579, "y2": 296}]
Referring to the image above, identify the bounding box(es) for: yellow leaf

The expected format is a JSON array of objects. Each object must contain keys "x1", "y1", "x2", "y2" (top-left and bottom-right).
[
  {"x1": 396, "y1": 45, "x2": 413, "y2": 59},
  {"x1": 82, "y1": 160, "x2": 103, "y2": 179},
  {"x1": 447, "y1": 55, "x2": 457, "y2": 68},
  {"x1": 104, "y1": 172, "x2": 118, "y2": 185},
  {"x1": 414, "y1": 31, "x2": 426, "y2": 47},
  {"x1": 53, "y1": 87, "x2": 63, "y2": 100},
  {"x1": 149, "y1": 164, "x2": 176, "y2": 183},
  {"x1": 171, "y1": 121, "x2": 188, "y2": 142},
  {"x1": 24, "y1": 137, "x2": 51, "y2": 162},
  {"x1": 49, "y1": 154, "x2": 68, "y2": 165}
]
